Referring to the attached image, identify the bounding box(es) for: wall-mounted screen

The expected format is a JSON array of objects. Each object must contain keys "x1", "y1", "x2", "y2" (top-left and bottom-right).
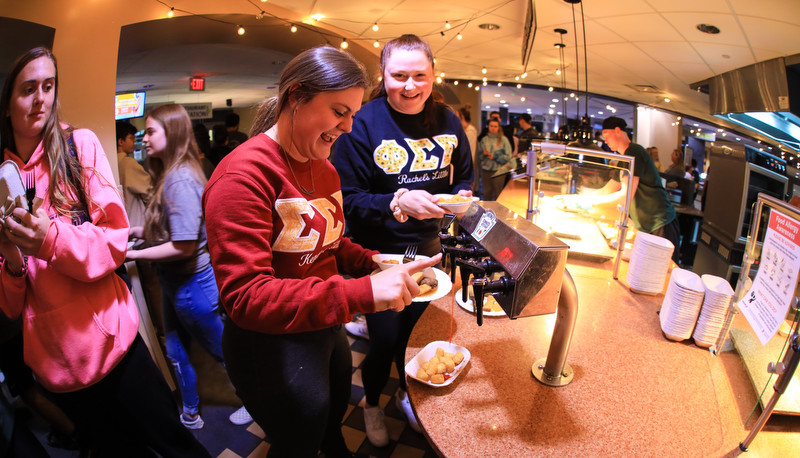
[{"x1": 114, "y1": 92, "x2": 145, "y2": 120}]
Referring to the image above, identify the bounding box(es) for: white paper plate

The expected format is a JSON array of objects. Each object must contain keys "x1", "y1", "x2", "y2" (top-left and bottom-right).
[
  {"x1": 370, "y1": 267, "x2": 452, "y2": 302},
  {"x1": 433, "y1": 194, "x2": 478, "y2": 213},
  {"x1": 454, "y1": 287, "x2": 506, "y2": 317},
  {"x1": 372, "y1": 253, "x2": 430, "y2": 271},
  {"x1": 404, "y1": 340, "x2": 471, "y2": 387}
]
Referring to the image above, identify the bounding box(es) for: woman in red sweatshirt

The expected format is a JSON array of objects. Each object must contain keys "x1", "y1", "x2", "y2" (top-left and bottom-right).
[{"x1": 203, "y1": 46, "x2": 440, "y2": 458}]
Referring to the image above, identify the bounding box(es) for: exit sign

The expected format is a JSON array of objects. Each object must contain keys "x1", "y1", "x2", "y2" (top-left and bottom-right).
[{"x1": 190, "y1": 77, "x2": 205, "y2": 91}]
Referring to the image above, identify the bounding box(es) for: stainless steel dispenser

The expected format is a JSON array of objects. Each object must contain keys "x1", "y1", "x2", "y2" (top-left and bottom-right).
[{"x1": 441, "y1": 201, "x2": 578, "y2": 386}]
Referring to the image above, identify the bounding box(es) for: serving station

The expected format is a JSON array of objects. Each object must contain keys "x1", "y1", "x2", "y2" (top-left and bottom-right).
[{"x1": 404, "y1": 192, "x2": 799, "y2": 455}]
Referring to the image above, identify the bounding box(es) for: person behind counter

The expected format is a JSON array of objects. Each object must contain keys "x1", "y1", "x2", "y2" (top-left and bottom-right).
[
  {"x1": 0, "y1": 47, "x2": 209, "y2": 457},
  {"x1": 558, "y1": 116, "x2": 680, "y2": 263},
  {"x1": 203, "y1": 45, "x2": 440, "y2": 458},
  {"x1": 333, "y1": 34, "x2": 473, "y2": 447}
]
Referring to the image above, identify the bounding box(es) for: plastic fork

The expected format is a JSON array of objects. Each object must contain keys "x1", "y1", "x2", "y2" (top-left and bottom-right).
[
  {"x1": 403, "y1": 245, "x2": 417, "y2": 264},
  {"x1": 24, "y1": 173, "x2": 35, "y2": 213}
]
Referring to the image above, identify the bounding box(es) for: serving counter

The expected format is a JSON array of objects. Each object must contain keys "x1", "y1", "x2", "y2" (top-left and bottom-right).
[{"x1": 405, "y1": 258, "x2": 799, "y2": 456}]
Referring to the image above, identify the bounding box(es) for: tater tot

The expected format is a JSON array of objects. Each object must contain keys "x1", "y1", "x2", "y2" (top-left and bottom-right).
[
  {"x1": 430, "y1": 374, "x2": 445, "y2": 384},
  {"x1": 453, "y1": 351, "x2": 464, "y2": 365},
  {"x1": 436, "y1": 348, "x2": 445, "y2": 357},
  {"x1": 416, "y1": 368, "x2": 430, "y2": 381},
  {"x1": 444, "y1": 359, "x2": 455, "y2": 372},
  {"x1": 437, "y1": 363, "x2": 447, "y2": 374}
]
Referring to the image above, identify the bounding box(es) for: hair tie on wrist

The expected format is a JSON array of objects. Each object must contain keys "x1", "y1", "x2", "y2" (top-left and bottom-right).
[{"x1": 4, "y1": 256, "x2": 27, "y2": 277}]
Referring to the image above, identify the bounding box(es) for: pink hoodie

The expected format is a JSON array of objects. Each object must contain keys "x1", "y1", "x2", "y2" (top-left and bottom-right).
[{"x1": 0, "y1": 128, "x2": 139, "y2": 393}]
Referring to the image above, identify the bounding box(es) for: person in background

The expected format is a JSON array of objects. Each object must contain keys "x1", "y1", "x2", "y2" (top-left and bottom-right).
[
  {"x1": 516, "y1": 112, "x2": 539, "y2": 155},
  {"x1": 478, "y1": 118, "x2": 512, "y2": 201},
  {"x1": 457, "y1": 106, "x2": 480, "y2": 194},
  {"x1": 116, "y1": 121, "x2": 150, "y2": 227},
  {"x1": 208, "y1": 124, "x2": 231, "y2": 166},
  {"x1": 647, "y1": 146, "x2": 663, "y2": 172},
  {"x1": 225, "y1": 112, "x2": 249, "y2": 149},
  {"x1": 126, "y1": 103, "x2": 250, "y2": 431},
  {"x1": 477, "y1": 110, "x2": 514, "y2": 151},
  {"x1": 0, "y1": 46, "x2": 209, "y2": 457},
  {"x1": 664, "y1": 148, "x2": 688, "y2": 178},
  {"x1": 203, "y1": 45, "x2": 439, "y2": 458},
  {"x1": 561, "y1": 116, "x2": 680, "y2": 263},
  {"x1": 333, "y1": 34, "x2": 473, "y2": 447},
  {"x1": 192, "y1": 122, "x2": 215, "y2": 179}
]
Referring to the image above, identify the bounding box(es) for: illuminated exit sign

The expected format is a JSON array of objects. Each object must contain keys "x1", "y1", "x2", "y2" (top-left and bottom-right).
[{"x1": 190, "y1": 77, "x2": 205, "y2": 91}]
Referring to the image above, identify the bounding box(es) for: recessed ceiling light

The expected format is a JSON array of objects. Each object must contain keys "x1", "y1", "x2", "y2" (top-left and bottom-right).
[
  {"x1": 697, "y1": 24, "x2": 720, "y2": 34},
  {"x1": 478, "y1": 23, "x2": 500, "y2": 30}
]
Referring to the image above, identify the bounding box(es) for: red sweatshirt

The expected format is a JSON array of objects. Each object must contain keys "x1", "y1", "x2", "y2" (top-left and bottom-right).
[{"x1": 203, "y1": 133, "x2": 377, "y2": 334}]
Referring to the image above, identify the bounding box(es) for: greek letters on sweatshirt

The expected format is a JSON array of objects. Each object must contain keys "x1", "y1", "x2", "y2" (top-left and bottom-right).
[
  {"x1": 333, "y1": 97, "x2": 473, "y2": 252},
  {"x1": 203, "y1": 134, "x2": 377, "y2": 334}
]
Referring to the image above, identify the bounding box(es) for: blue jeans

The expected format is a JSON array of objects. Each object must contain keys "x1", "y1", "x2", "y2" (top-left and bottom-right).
[{"x1": 159, "y1": 265, "x2": 224, "y2": 415}]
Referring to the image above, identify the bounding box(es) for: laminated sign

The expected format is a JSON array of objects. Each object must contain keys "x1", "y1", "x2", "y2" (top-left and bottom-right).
[{"x1": 737, "y1": 209, "x2": 800, "y2": 345}]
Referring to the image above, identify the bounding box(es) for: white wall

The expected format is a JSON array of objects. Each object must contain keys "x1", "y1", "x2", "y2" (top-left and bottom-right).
[{"x1": 635, "y1": 106, "x2": 682, "y2": 167}]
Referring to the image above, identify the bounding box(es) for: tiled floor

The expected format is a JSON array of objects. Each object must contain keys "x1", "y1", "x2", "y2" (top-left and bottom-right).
[
  {"x1": 213, "y1": 335, "x2": 438, "y2": 458},
  {"x1": 28, "y1": 332, "x2": 438, "y2": 458}
]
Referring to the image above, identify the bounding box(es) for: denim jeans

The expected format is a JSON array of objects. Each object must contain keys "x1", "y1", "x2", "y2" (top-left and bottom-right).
[{"x1": 159, "y1": 265, "x2": 224, "y2": 415}]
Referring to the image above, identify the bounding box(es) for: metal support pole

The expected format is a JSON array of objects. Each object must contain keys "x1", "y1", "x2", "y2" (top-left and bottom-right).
[{"x1": 532, "y1": 269, "x2": 578, "y2": 386}]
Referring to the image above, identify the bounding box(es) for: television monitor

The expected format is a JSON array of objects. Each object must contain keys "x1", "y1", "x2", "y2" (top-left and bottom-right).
[{"x1": 114, "y1": 92, "x2": 145, "y2": 120}]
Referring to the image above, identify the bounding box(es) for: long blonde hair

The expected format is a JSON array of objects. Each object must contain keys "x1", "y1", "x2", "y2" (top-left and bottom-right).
[{"x1": 143, "y1": 104, "x2": 206, "y2": 242}]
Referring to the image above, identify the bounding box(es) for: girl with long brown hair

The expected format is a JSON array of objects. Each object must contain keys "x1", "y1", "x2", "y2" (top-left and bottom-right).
[{"x1": 127, "y1": 103, "x2": 249, "y2": 429}]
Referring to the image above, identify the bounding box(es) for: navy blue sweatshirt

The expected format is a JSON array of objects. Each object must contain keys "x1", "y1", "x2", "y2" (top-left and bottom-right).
[{"x1": 333, "y1": 97, "x2": 473, "y2": 252}]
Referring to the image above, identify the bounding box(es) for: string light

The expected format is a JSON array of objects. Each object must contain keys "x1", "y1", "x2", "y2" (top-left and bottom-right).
[
  {"x1": 482, "y1": 81, "x2": 487, "y2": 86},
  {"x1": 548, "y1": 86, "x2": 554, "y2": 92},
  {"x1": 467, "y1": 82, "x2": 473, "y2": 88},
  {"x1": 520, "y1": 97, "x2": 526, "y2": 101},
  {"x1": 517, "y1": 83, "x2": 522, "y2": 89},
  {"x1": 440, "y1": 72, "x2": 445, "y2": 77},
  {"x1": 373, "y1": 41, "x2": 380, "y2": 48},
  {"x1": 340, "y1": 38, "x2": 348, "y2": 49},
  {"x1": 291, "y1": 25, "x2": 298, "y2": 32},
  {"x1": 237, "y1": 26, "x2": 246, "y2": 35},
  {"x1": 497, "y1": 82, "x2": 502, "y2": 87},
  {"x1": 475, "y1": 85, "x2": 480, "y2": 91},
  {"x1": 167, "y1": 7, "x2": 174, "y2": 18},
  {"x1": 481, "y1": 67, "x2": 487, "y2": 74},
  {"x1": 256, "y1": 11, "x2": 265, "y2": 20},
  {"x1": 555, "y1": 69, "x2": 561, "y2": 75},
  {"x1": 515, "y1": 76, "x2": 520, "y2": 81},
  {"x1": 372, "y1": 23, "x2": 379, "y2": 32},
  {"x1": 453, "y1": 80, "x2": 458, "y2": 85},
  {"x1": 664, "y1": 97, "x2": 671, "y2": 103},
  {"x1": 445, "y1": 21, "x2": 451, "y2": 29},
  {"x1": 456, "y1": 33, "x2": 462, "y2": 40},
  {"x1": 482, "y1": 77, "x2": 487, "y2": 82},
  {"x1": 436, "y1": 76, "x2": 442, "y2": 84},
  {"x1": 521, "y1": 72, "x2": 527, "y2": 78},
  {"x1": 260, "y1": 0, "x2": 268, "y2": 2}
]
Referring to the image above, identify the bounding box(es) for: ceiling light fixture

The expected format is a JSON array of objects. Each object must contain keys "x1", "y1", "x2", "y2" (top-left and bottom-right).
[
  {"x1": 290, "y1": 25, "x2": 298, "y2": 33},
  {"x1": 478, "y1": 23, "x2": 500, "y2": 31},
  {"x1": 517, "y1": 84, "x2": 522, "y2": 89},
  {"x1": 311, "y1": 14, "x2": 325, "y2": 21},
  {"x1": 521, "y1": 72, "x2": 527, "y2": 78},
  {"x1": 373, "y1": 41, "x2": 380, "y2": 48},
  {"x1": 340, "y1": 38, "x2": 348, "y2": 49},
  {"x1": 372, "y1": 23, "x2": 379, "y2": 32},
  {"x1": 457, "y1": 33, "x2": 463, "y2": 40},
  {"x1": 482, "y1": 67, "x2": 487, "y2": 74},
  {"x1": 445, "y1": 21, "x2": 451, "y2": 29},
  {"x1": 256, "y1": 11, "x2": 265, "y2": 20},
  {"x1": 453, "y1": 80, "x2": 458, "y2": 85},
  {"x1": 468, "y1": 82, "x2": 473, "y2": 88},
  {"x1": 237, "y1": 26, "x2": 246, "y2": 35},
  {"x1": 167, "y1": 7, "x2": 174, "y2": 18}
]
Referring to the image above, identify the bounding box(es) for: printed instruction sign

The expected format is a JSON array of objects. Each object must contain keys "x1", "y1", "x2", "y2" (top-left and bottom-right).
[{"x1": 737, "y1": 209, "x2": 800, "y2": 345}]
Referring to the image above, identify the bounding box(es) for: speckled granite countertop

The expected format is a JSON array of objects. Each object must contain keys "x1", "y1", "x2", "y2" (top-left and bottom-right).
[{"x1": 405, "y1": 260, "x2": 798, "y2": 457}]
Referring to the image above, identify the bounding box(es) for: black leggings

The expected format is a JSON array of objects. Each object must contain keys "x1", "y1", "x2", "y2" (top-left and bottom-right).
[
  {"x1": 222, "y1": 319, "x2": 352, "y2": 458},
  {"x1": 362, "y1": 301, "x2": 428, "y2": 405},
  {"x1": 48, "y1": 335, "x2": 210, "y2": 458}
]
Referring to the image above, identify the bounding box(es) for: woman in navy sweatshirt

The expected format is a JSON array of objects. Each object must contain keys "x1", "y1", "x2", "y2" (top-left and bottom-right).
[{"x1": 333, "y1": 34, "x2": 473, "y2": 446}]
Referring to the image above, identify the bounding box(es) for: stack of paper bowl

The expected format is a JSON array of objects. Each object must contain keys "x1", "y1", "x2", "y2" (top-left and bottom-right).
[
  {"x1": 659, "y1": 268, "x2": 705, "y2": 341},
  {"x1": 625, "y1": 232, "x2": 675, "y2": 294},
  {"x1": 692, "y1": 275, "x2": 735, "y2": 348}
]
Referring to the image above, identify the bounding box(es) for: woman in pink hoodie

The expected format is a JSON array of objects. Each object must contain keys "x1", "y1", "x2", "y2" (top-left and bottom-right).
[{"x1": 0, "y1": 47, "x2": 209, "y2": 457}]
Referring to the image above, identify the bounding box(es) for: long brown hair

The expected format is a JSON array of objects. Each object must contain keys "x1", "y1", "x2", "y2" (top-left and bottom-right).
[
  {"x1": 143, "y1": 104, "x2": 206, "y2": 242},
  {"x1": 370, "y1": 34, "x2": 446, "y2": 133},
  {"x1": 0, "y1": 47, "x2": 96, "y2": 218},
  {"x1": 250, "y1": 46, "x2": 370, "y2": 137},
  {"x1": 487, "y1": 119, "x2": 503, "y2": 147}
]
